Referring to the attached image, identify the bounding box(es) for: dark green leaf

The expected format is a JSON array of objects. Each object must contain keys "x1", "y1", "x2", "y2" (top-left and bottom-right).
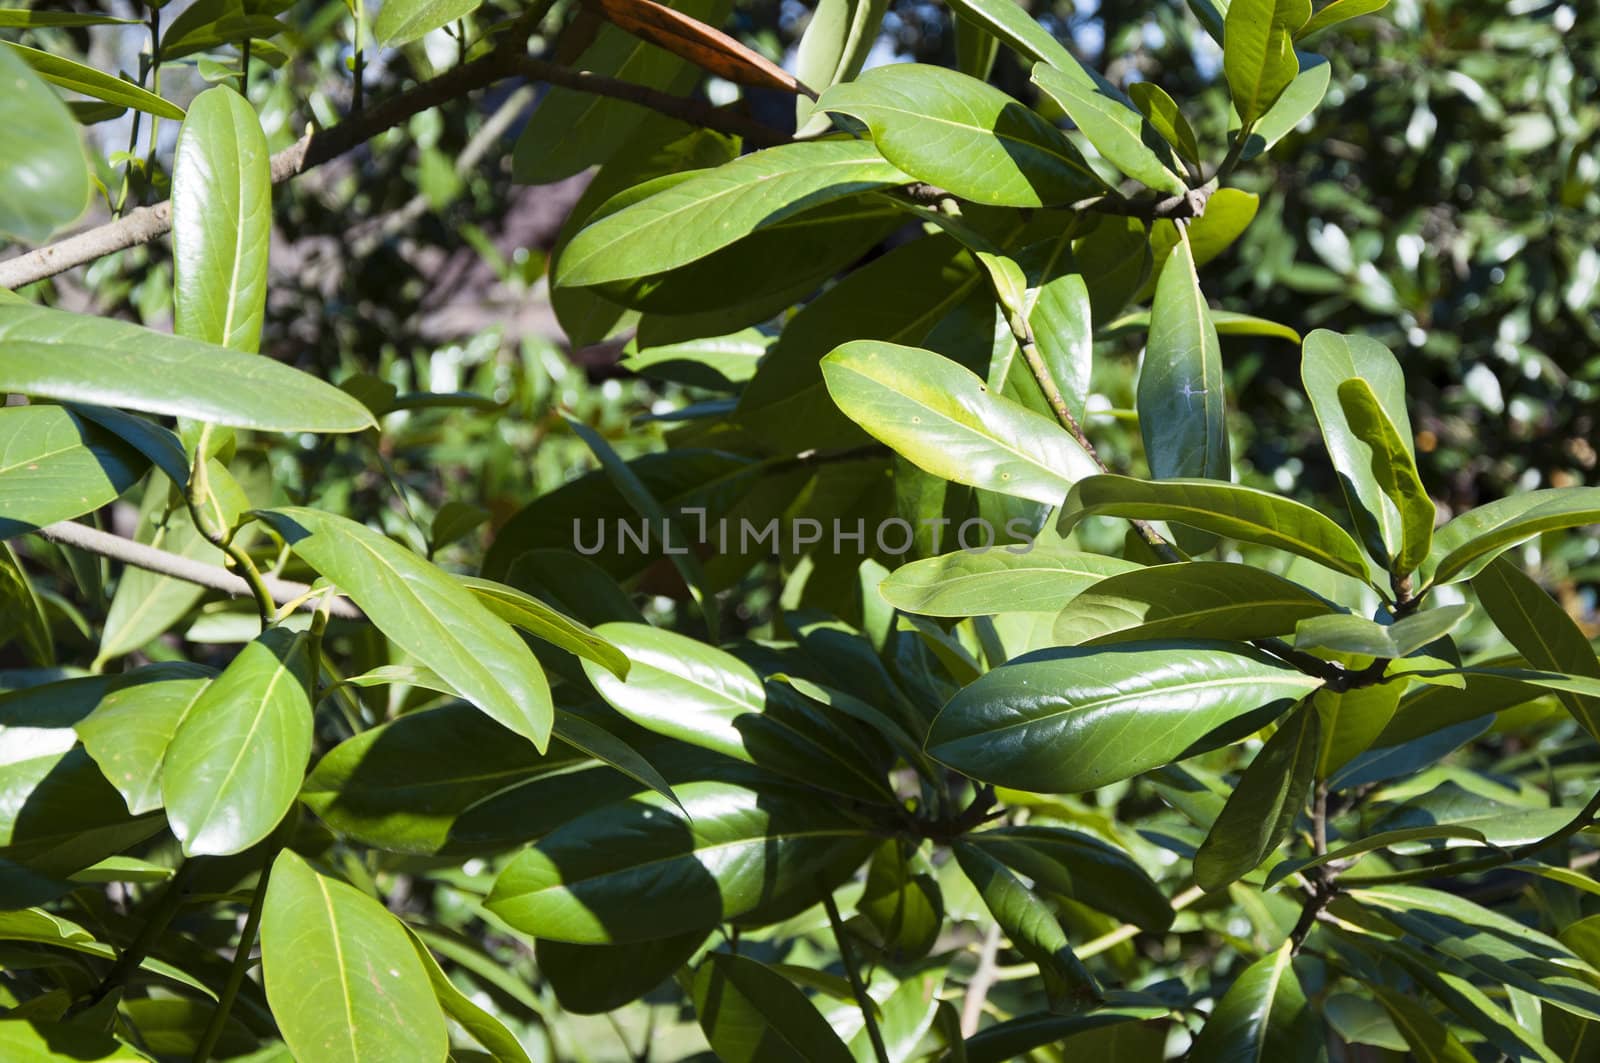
[
  {"x1": 1190, "y1": 942, "x2": 1317, "y2": 1062},
  {"x1": 1054, "y1": 561, "x2": 1334, "y2": 645},
  {"x1": 1033, "y1": 64, "x2": 1187, "y2": 195},
  {"x1": 962, "y1": 825, "x2": 1173, "y2": 931},
  {"x1": 539, "y1": 932, "x2": 707, "y2": 1015},
  {"x1": 1141, "y1": 232, "x2": 1227, "y2": 482},
  {"x1": 690, "y1": 952, "x2": 855, "y2": 1063},
  {"x1": 1129, "y1": 82, "x2": 1202, "y2": 171},
  {"x1": 1195, "y1": 703, "x2": 1319, "y2": 890},
  {"x1": 963, "y1": 1008, "x2": 1168, "y2": 1063}
]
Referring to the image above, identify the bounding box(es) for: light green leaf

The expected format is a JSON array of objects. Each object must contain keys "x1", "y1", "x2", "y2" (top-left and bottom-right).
[
  {"x1": 1195, "y1": 703, "x2": 1319, "y2": 890},
  {"x1": 793, "y1": 0, "x2": 889, "y2": 129},
  {"x1": 1301, "y1": 329, "x2": 1413, "y2": 568},
  {"x1": 1016, "y1": 233, "x2": 1094, "y2": 426},
  {"x1": 2, "y1": 42, "x2": 183, "y2": 120},
  {"x1": 1223, "y1": 0, "x2": 1310, "y2": 126},
  {"x1": 953, "y1": 843, "x2": 1100, "y2": 1011},
  {"x1": 1426, "y1": 486, "x2": 1600, "y2": 585},
  {"x1": 1129, "y1": 81, "x2": 1202, "y2": 171},
  {"x1": 459, "y1": 575, "x2": 628, "y2": 679},
  {"x1": 1137, "y1": 188, "x2": 1260, "y2": 302},
  {"x1": 1058, "y1": 474, "x2": 1374, "y2": 580},
  {"x1": 0, "y1": 405, "x2": 145, "y2": 539},
  {"x1": 485, "y1": 780, "x2": 876, "y2": 943},
  {"x1": 940, "y1": 0, "x2": 1081, "y2": 74},
  {"x1": 374, "y1": 0, "x2": 482, "y2": 45},
  {"x1": 0, "y1": 305, "x2": 376, "y2": 433},
  {"x1": 817, "y1": 63, "x2": 1103, "y2": 207},
  {"x1": 1190, "y1": 942, "x2": 1316, "y2": 1062},
  {"x1": 1373, "y1": 988, "x2": 1476, "y2": 1063},
  {"x1": 1266, "y1": 825, "x2": 1487, "y2": 888},
  {"x1": 260, "y1": 507, "x2": 553, "y2": 750},
  {"x1": 1033, "y1": 63, "x2": 1187, "y2": 195},
  {"x1": 1293, "y1": 604, "x2": 1471, "y2": 659},
  {"x1": 1054, "y1": 561, "x2": 1334, "y2": 645},
  {"x1": 1337, "y1": 377, "x2": 1432, "y2": 573},
  {"x1": 429, "y1": 500, "x2": 489, "y2": 551},
  {"x1": 690, "y1": 953, "x2": 856, "y2": 1063},
  {"x1": 161, "y1": 626, "x2": 312, "y2": 855},
  {"x1": 172, "y1": 86, "x2": 270, "y2": 354},
  {"x1": 1312, "y1": 681, "x2": 1402, "y2": 775},
  {"x1": 404, "y1": 926, "x2": 533, "y2": 1063},
  {"x1": 0, "y1": 44, "x2": 89, "y2": 242},
  {"x1": 1297, "y1": 0, "x2": 1388, "y2": 40},
  {"x1": 926, "y1": 640, "x2": 1323, "y2": 792},
  {"x1": 1108, "y1": 308, "x2": 1301, "y2": 343},
  {"x1": 261, "y1": 851, "x2": 450, "y2": 1063},
  {"x1": 879, "y1": 546, "x2": 1139, "y2": 617},
  {"x1": 0, "y1": 541, "x2": 52, "y2": 665},
  {"x1": 0, "y1": 1019, "x2": 147, "y2": 1060},
  {"x1": 0, "y1": 10, "x2": 140, "y2": 26},
  {"x1": 1241, "y1": 52, "x2": 1330, "y2": 160},
  {"x1": 1141, "y1": 233, "x2": 1229, "y2": 480},
  {"x1": 1472, "y1": 556, "x2": 1600, "y2": 741},
  {"x1": 858, "y1": 840, "x2": 943, "y2": 960},
  {"x1": 76, "y1": 676, "x2": 209, "y2": 815},
  {"x1": 557, "y1": 140, "x2": 909, "y2": 287},
  {"x1": 823, "y1": 340, "x2": 1099, "y2": 505}
]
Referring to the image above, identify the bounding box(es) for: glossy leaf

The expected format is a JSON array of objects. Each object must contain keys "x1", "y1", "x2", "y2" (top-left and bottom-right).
[
  {"x1": 171, "y1": 86, "x2": 270, "y2": 354},
  {"x1": 823, "y1": 340, "x2": 1099, "y2": 505},
  {"x1": 161, "y1": 626, "x2": 312, "y2": 856},
  {"x1": 0, "y1": 542, "x2": 50, "y2": 665},
  {"x1": 1129, "y1": 81, "x2": 1202, "y2": 171},
  {"x1": 1033, "y1": 63, "x2": 1186, "y2": 195},
  {"x1": 964, "y1": 1008, "x2": 1169, "y2": 1063},
  {"x1": 963, "y1": 824, "x2": 1173, "y2": 931},
  {"x1": 0, "y1": 44, "x2": 89, "y2": 242},
  {"x1": 1195, "y1": 943, "x2": 1317, "y2": 1062},
  {"x1": 1223, "y1": 0, "x2": 1310, "y2": 126},
  {"x1": 2, "y1": 42, "x2": 183, "y2": 120},
  {"x1": 1472, "y1": 556, "x2": 1600, "y2": 740},
  {"x1": 485, "y1": 780, "x2": 876, "y2": 943},
  {"x1": 405, "y1": 926, "x2": 533, "y2": 1063},
  {"x1": 260, "y1": 851, "x2": 450, "y2": 1063},
  {"x1": 373, "y1": 0, "x2": 482, "y2": 45},
  {"x1": 0, "y1": 405, "x2": 145, "y2": 538},
  {"x1": 691, "y1": 952, "x2": 855, "y2": 1063},
  {"x1": 1194, "y1": 703, "x2": 1319, "y2": 890},
  {"x1": 1337, "y1": 377, "x2": 1432, "y2": 573},
  {"x1": 75, "y1": 676, "x2": 209, "y2": 815},
  {"x1": 817, "y1": 63, "x2": 1103, "y2": 207},
  {"x1": 539, "y1": 932, "x2": 707, "y2": 1015},
  {"x1": 858, "y1": 840, "x2": 943, "y2": 960},
  {"x1": 794, "y1": 0, "x2": 888, "y2": 128},
  {"x1": 1298, "y1": 0, "x2": 1389, "y2": 40},
  {"x1": 1053, "y1": 561, "x2": 1334, "y2": 645},
  {"x1": 1292, "y1": 604, "x2": 1471, "y2": 659},
  {"x1": 260, "y1": 507, "x2": 553, "y2": 749},
  {"x1": 459, "y1": 575, "x2": 628, "y2": 678},
  {"x1": 1017, "y1": 233, "x2": 1094, "y2": 426},
  {"x1": 1240, "y1": 52, "x2": 1330, "y2": 160},
  {"x1": 1267, "y1": 825, "x2": 1487, "y2": 888},
  {"x1": 1312, "y1": 680, "x2": 1403, "y2": 776},
  {"x1": 1426, "y1": 486, "x2": 1600, "y2": 585},
  {"x1": 879, "y1": 546, "x2": 1138, "y2": 617},
  {"x1": 1058, "y1": 474, "x2": 1374, "y2": 580},
  {"x1": 1373, "y1": 988, "x2": 1476, "y2": 1063},
  {"x1": 927, "y1": 640, "x2": 1323, "y2": 792},
  {"x1": 1140, "y1": 233, "x2": 1229, "y2": 481},
  {"x1": 0, "y1": 305, "x2": 375, "y2": 433},
  {"x1": 557, "y1": 140, "x2": 909, "y2": 287}
]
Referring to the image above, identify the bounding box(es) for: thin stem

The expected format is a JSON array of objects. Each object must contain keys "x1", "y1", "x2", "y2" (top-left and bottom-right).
[
  {"x1": 241, "y1": 37, "x2": 251, "y2": 95},
  {"x1": 960, "y1": 924, "x2": 1002, "y2": 1037},
  {"x1": 822, "y1": 890, "x2": 888, "y2": 1063},
  {"x1": 1214, "y1": 123, "x2": 1252, "y2": 183},
  {"x1": 80, "y1": 860, "x2": 198, "y2": 1011},
  {"x1": 191, "y1": 857, "x2": 273, "y2": 1063},
  {"x1": 188, "y1": 425, "x2": 276, "y2": 629}
]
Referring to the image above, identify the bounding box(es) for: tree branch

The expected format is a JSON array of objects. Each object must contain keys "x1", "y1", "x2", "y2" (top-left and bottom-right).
[
  {"x1": 36, "y1": 520, "x2": 362, "y2": 620},
  {"x1": 0, "y1": 45, "x2": 789, "y2": 290}
]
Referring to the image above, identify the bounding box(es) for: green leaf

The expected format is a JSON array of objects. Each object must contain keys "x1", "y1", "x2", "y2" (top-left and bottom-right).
[
  {"x1": 953, "y1": 842, "x2": 1100, "y2": 1010},
  {"x1": 75, "y1": 675, "x2": 209, "y2": 815},
  {"x1": 171, "y1": 87, "x2": 270, "y2": 354},
  {"x1": 1223, "y1": 0, "x2": 1311, "y2": 126},
  {"x1": 817, "y1": 64, "x2": 1103, "y2": 207},
  {"x1": 1017, "y1": 233, "x2": 1094, "y2": 426},
  {"x1": 1292, "y1": 605, "x2": 1471, "y2": 659},
  {"x1": 1140, "y1": 233, "x2": 1229, "y2": 481},
  {"x1": 1373, "y1": 988, "x2": 1476, "y2": 1063},
  {"x1": 1032, "y1": 64, "x2": 1187, "y2": 195},
  {"x1": 1297, "y1": 0, "x2": 1389, "y2": 40},
  {"x1": 879, "y1": 546, "x2": 1138, "y2": 618},
  {"x1": 793, "y1": 0, "x2": 889, "y2": 129},
  {"x1": 429, "y1": 500, "x2": 489, "y2": 551},
  {"x1": 927, "y1": 640, "x2": 1323, "y2": 792},
  {"x1": 963, "y1": 1008, "x2": 1169, "y2": 1063},
  {"x1": 690, "y1": 952, "x2": 856, "y2": 1063},
  {"x1": 1053, "y1": 561, "x2": 1334, "y2": 645},
  {"x1": 0, "y1": 44, "x2": 89, "y2": 242},
  {"x1": 1058, "y1": 474, "x2": 1374, "y2": 580},
  {"x1": 404, "y1": 926, "x2": 533, "y2": 1063},
  {"x1": 538, "y1": 932, "x2": 707, "y2": 1014},
  {"x1": 1312, "y1": 681, "x2": 1403, "y2": 775},
  {"x1": 260, "y1": 507, "x2": 553, "y2": 750},
  {"x1": 1190, "y1": 942, "x2": 1317, "y2": 1062},
  {"x1": 459, "y1": 575, "x2": 629, "y2": 679},
  {"x1": 68, "y1": 404, "x2": 191, "y2": 490},
  {"x1": 1129, "y1": 82, "x2": 1202, "y2": 172},
  {"x1": 0, "y1": 10, "x2": 140, "y2": 26},
  {"x1": 823, "y1": 340, "x2": 1099, "y2": 505},
  {"x1": 0, "y1": 405, "x2": 145, "y2": 538},
  {"x1": 1194, "y1": 703, "x2": 1319, "y2": 890},
  {"x1": 485, "y1": 780, "x2": 876, "y2": 943},
  {"x1": 1240, "y1": 52, "x2": 1330, "y2": 160},
  {"x1": 962, "y1": 824, "x2": 1173, "y2": 931},
  {"x1": 1109, "y1": 309, "x2": 1301, "y2": 343},
  {"x1": 1472, "y1": 555, "x2": 1600, "y2": 740},
  {"x1": 1337, "y1": 377, "x2": 1432, "y2": 573},
  {"x1": 557, "y1": 140, "x2": 909, "y2": 287},
  {"x1": 0, "y1": 305, "x2": 376, "y2": 433},
  {"x1": 161, "y1": 626, "x2": 312, "y2": 856},
  {"x1": 0, "y1": 1020, "x2": 146, "y2": 1060},
  {"x1": 0, "y1": 541, "x2": 52, "y2": 665},
  {"x1": 2, "y1": 42, "x2": 183, "y2": 120},
  {"x1": 1266, "y1": 825, "x2": 1488, "y2": 888},
  {"x1": 1426, "y1": 486, "x2": 1600, "y2": 585},
  {"x1": 953, "y1": 12, "x2": 999, "y2": 79},
  {"x1": 373, "y1": 0, "x2": 482, "y2": 45},
  {"x1": 1140, "y1": 188, "x2": 1261, "y2": 303},
  {"x1": 260, "y1": 851, "x2": 450, "y2": 1063},
  {"x1": 858, "y1": 840, "x2": 943, "y2": 960},
  {"x1": 940, "y1": 0, "x2": 1083, "y2": 75}
]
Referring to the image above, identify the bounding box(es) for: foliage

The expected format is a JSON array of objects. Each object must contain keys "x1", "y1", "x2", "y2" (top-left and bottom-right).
[{"x1": 0, "y1": 0, "x2": 1597, "y2": 1060}]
